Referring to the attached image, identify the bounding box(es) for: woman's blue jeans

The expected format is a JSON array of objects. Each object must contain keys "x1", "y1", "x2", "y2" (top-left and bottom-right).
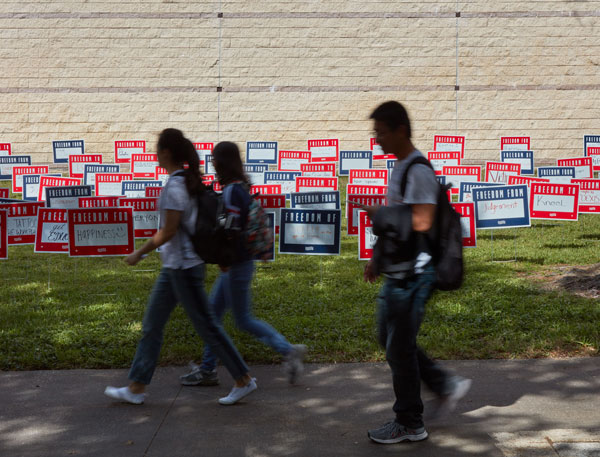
[
  {"x1": 128, "y1": 264, "x2": 249, "y2": 384},
  {"x1": 201, "y1": 260, "x2": 292, "y2": 372}
]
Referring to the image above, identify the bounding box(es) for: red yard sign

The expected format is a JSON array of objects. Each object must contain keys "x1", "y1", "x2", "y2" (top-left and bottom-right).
[
  {"x1": 79, "y1": 196, "x2": 122, "y2": 208},
  {"x1": 145, "y1": 186, "x2": 163, "y2": 198},
  {"x1": 557, "y1": 157, "x2": 593, "y2": 179},
  {"x1": 255, "y1": 194, "x2": 286, "y2": 234},
  {"x1": 38, "y1": 176, "x2": 81, "y2": 201},
  {"x1": 194, "y1": 142, "x2": 213, "y2": 167},
  {"x1": 349, "y1": 169, "x2": 388, "y2": 186},
  {"x1": 0, "y1": 201, "x2": 45, "y2": 244},
  {"x1": 69, "y1": 154, "x2": 102, "y2": 179},
  {"x1": 485, "y1": 162, "x2": 521, "y2": 184},
  {"x1": 295, "y1": 177, "x2": 338, "y2": 193},
  {"x1": 434, "y1": 135, "x2": 465, "y2": 158},
  {"x1": 34, "y1": 208, "x2": 69, "y2": 253},
  {"x1": 68, "y1": 207, "x2": 134, "y2": 256},
  {"x1": 370, "y1": 138, "x2": 395, "y2": 161},
  {"x1": 0, "y1": 143, "x2": 11, "y2": 156},
  {"x1": 451, "y1": 202, "x2": 477, "y2": 247},
  {"x1": 530, "y1": 183, "x2": 579, "y2": 220},
  {"x1": 588, "y1": 147, "x2": 600, "y2": 172},
  {"x1": 131, "y1": 154, "x2": 159, "y2": 179},
  {"x1": 12, "y1": 166, "x2": 49, "y2": 193},
  {"x1": 347, "y1": 193, "x2": 386, "y2": 235},
  {"x1": 571, "y1": 179, "x2": 600, "y2": 213},
  {"x1": 250, "y1": 184, "x2": 282, "y2": 195},
  {"x1": 278, "y1": 150, "x2": 311, "y2": 172},
  {"x1": 442, "y1": 166, "x2": 481, "y2": 195},
  {"x1": 0, "y1": 188, "x2": 8, "y2": 198},
  {"x1": 308, "y1": 139, "x2": 339, "y2": 163},
  {"x1": 95, "y1": 173, "x2": 133, "y2": 196},
  {"x1": 115, "y1": 140, "x2": 145, "y2": 164},
  {"x1": 300, "y1": 162, "x2": 336, "y2": 177},
  {"x1": 508, "y1": 175, "x2": 550, "y2": 187},
  {"x1": 358, "y1": 211, "x2": 377, "y2": 259},
  {"x1": 0, "y1": 210, "x2": 7, "y2": 258},
  {"x1": 427, "y1": 151, "x2": 461, "y2": 175},
  {"x1": 501, "y1": 136, "x2": 530, "y2": 151},
  {"x1": 118, "y1": 197, "x2": 159, "y2": 238}
]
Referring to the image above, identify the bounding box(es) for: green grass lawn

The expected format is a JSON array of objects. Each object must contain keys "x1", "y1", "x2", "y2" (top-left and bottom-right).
[{"x1": 1, "y1": 180, "x2": 599, "y2": 370}]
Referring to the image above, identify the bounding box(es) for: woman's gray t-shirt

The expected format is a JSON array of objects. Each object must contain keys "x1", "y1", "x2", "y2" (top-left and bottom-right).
[{"x1": 158, "y1": 171, "x2": 202, "y2": 269}]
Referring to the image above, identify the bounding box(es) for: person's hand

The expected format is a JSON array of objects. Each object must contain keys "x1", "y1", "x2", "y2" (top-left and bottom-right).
[
  {"x1": 363, "y1": 260, "x2": 378, "y2": 283},
  {"x1": 125, "y1": 251, "x2": 143, "y2": 266},
  {"x1": 360, "y1": 204, "x2": 380, "y2": 220}
]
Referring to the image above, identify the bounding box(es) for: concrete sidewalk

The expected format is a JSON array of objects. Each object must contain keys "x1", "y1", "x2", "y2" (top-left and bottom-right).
[{"x1": 1, "y1": 359, "x2": 599, "y2": 457}]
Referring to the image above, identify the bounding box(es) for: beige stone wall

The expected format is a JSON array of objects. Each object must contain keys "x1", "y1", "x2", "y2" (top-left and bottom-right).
[{"x1": 1, "y1": 1, "x2": 599, "y2": 164}]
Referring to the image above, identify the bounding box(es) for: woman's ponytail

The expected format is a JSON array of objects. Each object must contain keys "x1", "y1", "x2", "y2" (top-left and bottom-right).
[{"x1": 157, "y1": 128, "x2": 203, "y2": 195}]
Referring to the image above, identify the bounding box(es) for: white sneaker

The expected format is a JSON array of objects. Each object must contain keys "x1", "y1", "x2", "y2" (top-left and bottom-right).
[
  {"x1": 218, "y1": 378, "x2": 257, "y2": 405},
  {"x1": 432, "y1": 376, "x2": 472, "y2": 418},
  {"x1": 104, "y1": 386, "x2": 146, "y2": 405}
]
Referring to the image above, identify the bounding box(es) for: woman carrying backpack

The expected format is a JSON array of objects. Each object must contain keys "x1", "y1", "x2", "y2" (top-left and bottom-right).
[
  {"x1": 179, "y1": 141, "x2": 307, "y2": 387},
  {"x1": 104, "y1": 129, "x2": 256, "y2": 406}
]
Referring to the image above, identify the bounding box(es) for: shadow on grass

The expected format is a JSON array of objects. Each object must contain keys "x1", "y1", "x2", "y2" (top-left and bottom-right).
[
  {"x1": 542, "y1": 243, "x2": 586, "y2": 249},
  {"x1": 579, "y1": 233, "x2": 600, "y2": 240}
]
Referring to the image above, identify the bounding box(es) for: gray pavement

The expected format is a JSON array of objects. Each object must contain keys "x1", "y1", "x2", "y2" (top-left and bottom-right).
[{"x1": 1, "y1": 359, "x2": 599, "y2": 457}]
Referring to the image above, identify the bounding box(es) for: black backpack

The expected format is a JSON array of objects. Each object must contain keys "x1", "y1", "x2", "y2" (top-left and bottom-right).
[
  {"x1": 400, "y1": 157, "x2": 464, "y2": 291},
  {"x1": 183, "y1": 183, "x2": 238, "y2": 267}
]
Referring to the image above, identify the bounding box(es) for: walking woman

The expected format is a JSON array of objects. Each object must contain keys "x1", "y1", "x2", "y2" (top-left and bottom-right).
[
  {"x1": 105, "y1": 129, "x2": 256, "y2": 406},
  {"x1": 179, "y1": 141, "x2": 307, "y2": 387}
]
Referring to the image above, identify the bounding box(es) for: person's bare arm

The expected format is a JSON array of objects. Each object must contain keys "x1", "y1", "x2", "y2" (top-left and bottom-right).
[
  {"x1": 411, "y1": 203, "x2": 435, "y2": 232},
  {"x1": 125, "y1": 209, "x2": 182, "y2": 265}
]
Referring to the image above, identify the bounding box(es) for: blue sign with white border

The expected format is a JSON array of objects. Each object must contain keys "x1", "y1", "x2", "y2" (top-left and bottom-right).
[
  {"x1": 0, "y1": 156, "x2": 31, "y2": 180},
  {"x1": 22, "y1": 174, "x2": 62, "y2": 201},
  {"x1": 246, "y1": 141, "x2": 278, "y2": 165},
  {"x1": 52, "y1": 140, "x2": 84, "y2": 164},
  {"x1": 501, "y1": 150, "x2": 534, "y2": 175},
  {"x1": 264, "y1": 171, "x2": 301, "y2": 197},
  {"x1": 436, "y1": 175, "x2": 446, "y2": 186},
  {"x1": 290, "y1": 191, "x2": 340, "y2": 210},
  {"x1": 84, "y1": 164, "x2": 120, "y2": 188},
  {"x1": 279, "y1": 208, "x2": 341, "y2": 255},
  {"x1": 584, "y1": 135, "x2": 600, "y2": 155},
  {"x1": 339, "y1": 151, "x2": 372, "y2": 176},
  {"x1": 121, "y1": 180, "x2": 162, "y2": 198},
  {"x1": 459, "y1": 181, "x2": 503, "y2": 203},
  {"x1": 46, "y1": 185, "x2": 93, "y2": 208},
  {"x1": 387, "y1": 159, "x2": 396, "y2": 180},
  {"x1": 244, "y1": 164, "x2": 268, "y2": 186},
  {"x1": 537, "y1": 167, "x2": 575, "y2": 183},
  {"x1": 472, "y1": 184, "x2": 530, "y2": 229}
]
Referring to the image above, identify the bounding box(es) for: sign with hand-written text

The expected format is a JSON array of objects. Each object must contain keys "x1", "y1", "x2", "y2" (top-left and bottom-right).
[
  {"x1": 0, "y1": 143, "x2": 11, "y2": 156},
  {"x1": 0, "y1": 188, "x2": 7, "y2": 198},
  {"x1": 339, "y1": 151, "x2": 372, "y2": 176},
  {"x1": 349, "y1": 169, "x2": 388, "y2": 187},
  {"x1": 121, "y1": 180, "x2": 162, "y2": 198},
  {"x1": 131, "y1": 154, "x2": 159, "y2": 179},
  {"x1": 279, "y1": 208, "x2": 341, "y2": 255},
  {"x1": 278, "y1": 150, "x2": 310, "y2": 172},
  {"x1": 22, "y1": 174, "x2": 62, "y2": 201},
  {"x1": 46, "y1": 185, "x2": 93, "y2": 209},
  {"x1": 145, "y1": 186, "x2": 163, "y2": 198},
  {"x1": 79, "y1": 196, "x2": 122, "y2": 208},
  {"x1": 459, "y1": 182, "x2": 503, "y2": 203},
  {"x1": 264, "y1": 171, "x2": 301, "y2": 197},
  {"x1": 254, "y1": 194, "x2": 286, "y2": 234},
  {"x1": 473, "y1": 185, "x2": 530, "y2": 229},
  {"x1": 84, "y1": 164, "x2": 120, "y2": 188},
  {"x1": 194, "y1": 143, "x2": 213, "y2": 167},
  {"x1": 300, "y1": 162, "x2": 336, "y2": 177},
  {"x1": 155, "y1": 167, "x2": 170, "y2": 185},
  {"x1": 53, "y1": 140, "x2": 84, "y2": 164},
  {"x1": 588, "y1": 147, "x2": 600, "y2": 172},
  {"x1": 507, "y1": 175, "x2": 550, "y2": 187},
  {"x1": 290, "y1": 191, "x2": 340, "y2": 210},
  {"x1": 12, "y1": 166, "x2": 49, "y2": 193},
  {"x1": 244, "y1": 164, "x2": 268, "y2": 186},
  {"x1": 0, "y1": 201, "x2": 45, "y2": 244},
  {"x1": 434, "y1": 135, "x2": 465, "y2": 158},
  {"x1": 451, "y1": 202, "x2": 477, "y2": 247},
  {"x1": 501, "y1": 136, "x2": 530, "y2": 151},
  {"x1": 118, "y1": 197, "x2": 159, "y2": 238},
  {"x1": 95, "y1": 173, "x2": 133, "y2": 196},
  {"x1": 571, "y1": 179, "x2": 600, "y2": 213},
  {"x1": 308, "y1": 139, "x2": 339, "y2": 163},
  {"x1": 427, "y1": 151, "x2": 461, "y2": 175},
  {"x1": 115, "y1": 140, "x2": 145, "y2": 164},
  {"x1": 557, "y1": 157, "x2": 593, "y2": 179},
  {"x1": 584, "y1": 135, "x2": 600, "y2": 157},
  {"x1": 485, "y1": 162, "x2": 521, "y2": 184},
  {"x1": 537, "y1": 167, "x2": 575, "y2": 184},
  {"x1": 443, "y1": 166, "x2": 481, "y2": 195},
  {"x1": 501, "y1": 150, "x2": 534, "y2": 175},
  {"x1": 250, "y1": 184, "x2": 282, "y2": 195},
  {"x1": 69, "y1": 154, "x2": 102, "y2": 179},
  {"x1": 530, "y1": 183, "x2": 579, "y2": 220},
  {"x1": 358, "y1": 210, "x2": 376, "y2": 260},
  {"x1": 246, "y1": 141, "x2": 278, "y2": 165},
  {"x1": 38, "y1": 176, "x2": 81, "y2": 201},
  {"x1": 0, "y1": 210, "x2": 6, "y2": 258},
  {"x1": 295, "y1": 177, "x2": 338, "y2": 193},
  {"x1": 346, "y1": 193, "x2": 387, "y2": 235},
  {"x1": 34, "y1": 208, "x2": 69, "y2": 253},
  {"x1": 370, "y1": 138, "x2": 394, "y2": 161},
  {"x1": 68, "y1": 207, "x2": 134, "y2": 256},
  {"x1": 0, "y1": 156, "x2": 32, "y2": 180}
]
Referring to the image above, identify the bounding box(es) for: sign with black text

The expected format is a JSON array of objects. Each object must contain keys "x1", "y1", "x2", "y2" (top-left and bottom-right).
[
  {"x1": 537, "y1": 167, "x2": 575, "y2": 184},
  {"x1": 34, "y1": 208, "x2": 69, "y2": 253},
  {"x1": 443, "y1": 166, "x2": 481, "y2": 195},
  {"x1": 530, "y1": 183, "x2": 579, "y2": 220},
  {"x1": 571, "y1": 179, "x2": 600, "y2": 213},
  {"x1": 46, "y1": 185, "x2": 93, "y2": 209},
  {"x1": 290, "y1": 191, "x2": 340, "y2": 210},
  {"x1": 0, "y1": 201, "x2": 45, "y2": 244},
  {"x1": 95, "y1": 173, "x2": 133, "y2": 196},
  {"x1": 38, "y1": 176, "x2": 81, "y2": 201},
  {"x1": 588, "y1": 147, "x2": 600, "y2": 172},
  {"x1": 427, "y1": 151, "x2": 461, "y2": 175},
  {"x1": 485, "y1": 162, "x2": 521, "y2": 184},
  {"x1": 68, "y1": 207, "x2": 134, "y2": 256},
  {"x1": 118, "y1": 197, "x2": 159, "y2": 238},
  {"x1": 557, "y1": 157, "x2": 593, "y2": 179},
  {"x1": 0, "y1": 156, "x2": 31, "y2": 180},
  {"x1": 115, "y1": 140, "x2": 145, "y2": 164},
  {"x1": 69, "y1": 154, "x2": 102, "y2": 179},
  {"x1": 371, "y1": 138, "x2": 394, "y2": 161},
  {"x1": 349, "y1": 169, "x2": 388, "y2": 187},
  {"x1": 295, "y1": 177, "x2": 338, "y2": 193},
  {"x1": 84, "y1": 164, "x2": 120, "y2": 188},
  {"x1": 308, "y1": 139, "x2": 339, "y2": 163},
  {"x1": 459, "y1": 182, "x2": 503, "y2": 203},
  {"x1": 279, "y1": 209, "x2": 341, "y2": 255},
  {"x1": 78, "y1": 196, "x2": 122, "y2": 208},
  {"x1": 246, "y1": 141, "x2": 278, "y2": 165},
  {"x1": 434, "y1": 135, "x2": 465, "y2": 158},
  {"x1": 339, "y1": 151, "x2": 372, "y2": 176},
  {"x1": 472, "y1": 185, "x2": 530, "y2": 229},
  {"x1": 300, "y1": 162, "x2": 336, "y2": 177},
  {"x1": 12, "y1": 166, "x2": 49, "y2": 193},
  {"x1": 278, "y1": 150, "x2": 310, "y2": 172},
  {"x1": 131, "y1": 154, "x2": 159, "y2": 179},
  {"x1": 264, "y1": 171, "x2": 301, "y2": 197},
  {"x1": 22, "y1": 174, "x2": 62, "y2": 201},
  {"x1": 121, "y1": 180, "x2": 162, "y2": 198},
  {"x1": 501, "y1": 150, "x2": 534, "y2": 175},
  {"x1": 501, "y1": 136, "x2": 530, "y2": 151},
  {"x1": 53, "y1": 140, "x2": 84, "y2": 164}
]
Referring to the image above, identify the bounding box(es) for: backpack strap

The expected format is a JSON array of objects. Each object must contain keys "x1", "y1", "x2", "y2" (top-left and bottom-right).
[{"x1": 399, "y1": 156, "x2": 435, "y2": 198}]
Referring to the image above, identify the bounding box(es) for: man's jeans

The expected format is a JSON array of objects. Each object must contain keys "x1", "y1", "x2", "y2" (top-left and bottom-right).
[
  {"x1": 129, "y1": 265, "x2": 249, "y2": 384},
  {"x1": 201, "y1": 260, "x2": 292, "y2": 372},
  {"x1": 377, "y1": 265, "x2": 449, "y2": 428}
]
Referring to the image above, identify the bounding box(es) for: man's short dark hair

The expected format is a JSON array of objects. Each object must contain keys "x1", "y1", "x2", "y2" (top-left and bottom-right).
[{"x1": 369, "y1": 101, "x2": 412, "y2": 138}]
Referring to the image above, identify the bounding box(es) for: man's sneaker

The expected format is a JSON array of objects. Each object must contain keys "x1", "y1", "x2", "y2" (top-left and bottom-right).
[
  {"x1": 368, "y1": 421, "x2": 428, "y2": 444},
  {"x1": 179, "y1": 363, "x2": 219, "y2": 386},
  {"x1": 104, "y1": 386, "x2": 146, "y2": 405},
  {"x1": 283, "y1": 344, "x2": 307, "y2": 384},
  {"x1": 433, "y1": 375, "x2": 472, "y2": 417},
  {"x1": 218, "y1": 378, "x2": 257, "y2": 405}
]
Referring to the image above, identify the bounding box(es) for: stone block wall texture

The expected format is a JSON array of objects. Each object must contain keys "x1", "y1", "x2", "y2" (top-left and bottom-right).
[{"x1": 0, "y1": 1, "x2": 599, "y2": 164}]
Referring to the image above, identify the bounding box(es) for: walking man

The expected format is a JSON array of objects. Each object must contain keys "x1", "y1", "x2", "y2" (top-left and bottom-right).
[{"x1": 362, "y1": 101, "x2": 471, "y2": 443}]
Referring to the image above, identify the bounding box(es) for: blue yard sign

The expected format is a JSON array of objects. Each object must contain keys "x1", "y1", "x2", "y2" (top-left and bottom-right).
[
  {"x1": 22, "y1": 174, "x2": 62, "y2": 201},
  {"x1": 472, "y1": 184, "x2": 530, "y2": 229},
  {"x1": 121, "y1": 180, "x2": 162, "y2": 198},
  {"x1": 0, "y1": 156, "x2": 31, "y2": 180},
  {"x1": 339, "y1": 151, "x2": 372, "y2": 176},
  {"x1": 537, "y1": 166, "x2": 575, "y2": 183},
  {"x1": 52, "y1": 140, "x2": 84, "y2": 164},
  {"x1": 84, "y1": 164, "x2": 120, "y2": 188},
  {"x1": 584, "y1": 135, "x2": 600, "y2": 155},
  {"x1": 246, "y1": 141, "x2": 278, "y2": 165},
  {"x1": 264, "y1": 171, "x2": 301, "y2": 197},
  {"x1": 459, "y1": 181, "x2": 503, "y2": 203},
  {"x1": 290, "y1": 191, "x2": 340, "y2": 210},
  {"x1": 46, "y1": 185, "x2": 93, "y2": 208},
  {"x1": 501, "y1": 150, "x2": 534, "y2": 175},
  {"x1": 279, "y1": 208, "x2": 341, "y2": 255},
  {"x1": 244, "y1": 164, "x2": 268, "y2": 186}
]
